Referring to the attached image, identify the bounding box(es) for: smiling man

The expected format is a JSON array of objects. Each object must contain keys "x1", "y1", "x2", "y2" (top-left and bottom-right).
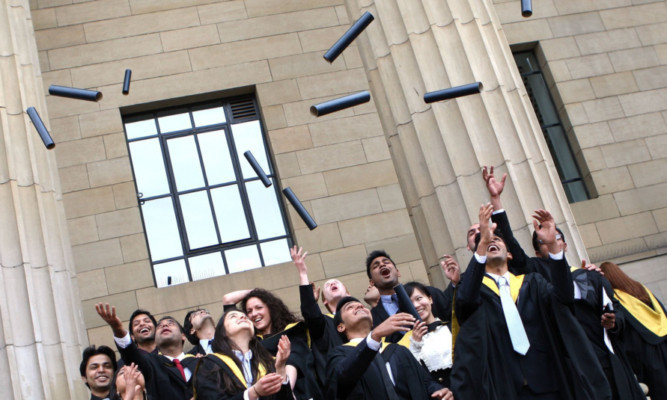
[
  {"x1": 128, "y1": 309, "x2": 157, "y2": 354},
  {"x1": 80, "y1": 345, "x2": 116, "y2": 400}
]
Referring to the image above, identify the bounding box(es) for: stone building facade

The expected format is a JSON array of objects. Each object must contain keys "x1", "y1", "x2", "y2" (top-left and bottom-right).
[{"x1": 1, "y1": 0, "x2": 665, "y2": 397}]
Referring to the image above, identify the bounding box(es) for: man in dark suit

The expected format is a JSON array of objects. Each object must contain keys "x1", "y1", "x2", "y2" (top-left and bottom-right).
[
  {"x1": 96, "y1": 303, "x2": 197, "y2": 400},
  {"x1": 183, "y1": 308, "x2": 215, "y2": 356},
  {"x1": 326, "y1": 296, "x2": 453, "y2": 400},
  {"x1": 80, "y1": 345, "x2": 117, "y2": 400}
]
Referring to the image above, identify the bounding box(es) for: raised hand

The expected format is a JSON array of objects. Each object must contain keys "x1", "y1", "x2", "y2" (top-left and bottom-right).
[
  {"x1": 412, "y1": 319, "x2": 428, "y2": 343},
  {"x1": 431, "y1": 387, "x2": 454, "y2": 399},
  {"x1": 122, "y1": 363, "x2": 143, "y2": 400},
  {"x1": 581, "y1": 259, "x2": 602, "y2": 274},
  {"x1": 476, "y1": 203, "x2": 496, "y2": 257},
  {"x1": 290, "y1": 245, "x2": 309, "y2": 285},
  {"x1": 532, "y1": 209, "x2": 558, "y2": 255},
  {"x1": 251, "y1": 373, "x2": 284, "y2": 398},
  {"x1": 440, "y1": 255, "x2": 461, "y2": 285},
  {"x1": 371, "y1": 312, "x2": 415, "y2": 342},
  {"x1": 483, "y1": 166, "x2": 507, "y2": 198},
  {"x1": 95, "y1": 303, "x2": 126, "y2": 337},
  {"x1": 310, "y1": 282, "x2": 321, "y2": 302}
]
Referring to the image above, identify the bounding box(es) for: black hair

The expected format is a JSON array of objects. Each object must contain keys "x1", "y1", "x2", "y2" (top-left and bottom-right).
[
  {"x1": 128, "y1": 309, "x2": 157, "y2": 338},
  {"x1": 403, "y1": 281, "x2": 431, "y2": 299},
  {"x1": 332, "y1": 296, "x2": 361, "y2": 328},
  {"x1": 80, "y1": 345, "x2": 117, "y2": 388},
  {"x1": 531, "y1": 227, "x2": 565, "y2": 252},
  {"x1": 183, "y1": 309, "x2": 210, "y2": 345},
  {"x1": 474, "y1": 229, "x2": 506, "y2": 250},
  {"x1": 365, "y1": 250, "x2": 396, "y2": 279},
  {"x1": 157, "y1": 316, "x2": 185, "y2": 333}
]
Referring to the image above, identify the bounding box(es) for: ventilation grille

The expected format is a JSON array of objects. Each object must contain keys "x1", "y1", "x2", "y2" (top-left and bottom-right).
[{"x1": 230, "y1": 98, "x2": 257, "y2": 121}]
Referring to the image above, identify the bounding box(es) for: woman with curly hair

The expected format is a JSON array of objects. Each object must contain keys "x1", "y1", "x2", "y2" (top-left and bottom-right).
[
  {"x1": 600, "y1": 261, "x2": 667, "y2": 399},
  {"x1": 193, "y1": 309, "x2": 293, "y2": 400}
]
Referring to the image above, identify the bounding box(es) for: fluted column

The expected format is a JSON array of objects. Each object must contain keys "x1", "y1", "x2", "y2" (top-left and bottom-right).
[
  {"x1": 345, "y1": 0, "x2": 588, "y2": 286},
  {"x1": 0, "y1": 1, "x2": 87, "y2": 398}
]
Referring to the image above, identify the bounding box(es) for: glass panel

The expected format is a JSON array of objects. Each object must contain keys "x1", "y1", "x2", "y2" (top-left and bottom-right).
[
  {"x1": 167, "y1": 136, "x2": 205, "y2": 191},
  {"x1": 193, "y1": 107, "x2": 226, "y2": 127},
  {"x1": 142, "y1": 198, "x2": 183, "y2": 261},
  {"x1": 513, "y1": 52, "x2": 538, "y2": 74},
  {"x1": 198, "y1": 130, "x2": 236, "y2": 185},
  {"x1": 179, "y1": 190, "x2": 219, "y2": 249},
  {"x1": 565, "y1": 181, "x2": 589, "y2": 203},
  {"x1": 158, "y1": 112, "x2": 192, "y2": 133},
  {"x1": 523, "y1": 74, "x2": 560, "y2": 127},
  {"x1": 260, "y1": 239, "x2": 291, "y2": 266},
  {"x1": 129, "y1": 138, "x2": 170, "y2": 197},
  {"x1": 246, "y1": 179, "x2": 286, "y2": 240},
  {"x1": 225, "y1": 245, "x2": 261, "y2": 274},
  {"x1": 232, "y1": 121, "x2": 270, "y2": 179},
  {"x1": 125, "y1": 119, "x2": 158, "y2": 140},
  {"x1": 154, "y1": 259, "x2": 188, "y2": 288},
  {"x1": 189, "y1": 252, "x2": 226, "y2": 281},
  {"x1": 545, "y1": 126, "x2": 581, "y2": 181},
  {"x1": 210, "y1": 185, "x2": 250, "y2": 243}
]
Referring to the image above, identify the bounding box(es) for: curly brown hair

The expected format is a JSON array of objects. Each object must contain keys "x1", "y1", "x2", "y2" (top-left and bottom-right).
[{"x1": 240, "y1": 288, "x2": 300, "y2": 335}]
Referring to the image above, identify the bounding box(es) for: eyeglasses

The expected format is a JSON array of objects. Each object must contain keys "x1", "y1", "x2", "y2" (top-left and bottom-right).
[{"x1": 156, "y1": 320, "x2": 177, "y2": 330}]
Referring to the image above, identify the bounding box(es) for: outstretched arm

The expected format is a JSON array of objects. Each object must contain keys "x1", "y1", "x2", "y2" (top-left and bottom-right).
[
  {"x1": 534, "y1": 210, "x2": 573, "y2": 304},
  {"x1": 222, "y1": 289, "x2": 253, "y2": 307},
  {"x1": 293, "y1": 246, "x2": 328, "y2": 342}
]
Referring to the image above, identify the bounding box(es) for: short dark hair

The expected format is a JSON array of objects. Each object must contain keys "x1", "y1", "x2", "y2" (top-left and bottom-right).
[
  {"x1": 333, "y1": 296, "x2": 361, "y2": 329},
  {"x1": 79, "y1": 345, "x2": 117, "y2": 382},
  {"x1": 365, "y1": 250, "x2": 396, "y2": 279},
  {"x1": 404, "y1": 281, "x2": 431, "y2": 299},
  {"x1": 183, "y1": 309, "x2": 208, "y2": 345},
  {"x1": 157, "y1": 316, "x2": 185, "y2": 333},
  {"x1": 474, "y1": 229, "x2": 506, "y2": 250},
  {"x1": 128, "y1": 309, "x2": 157, "y2": 336},
  {"x1": 531, "y1": 227, "x2": 565, "y2": 252}
]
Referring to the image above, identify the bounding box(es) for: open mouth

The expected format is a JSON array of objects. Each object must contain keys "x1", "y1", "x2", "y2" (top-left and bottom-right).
[
  {"x1": 380, "y1": 267, "x2": 391, "y2": 278},
  {"x1": 139, "y1": 327, "x2": 150, "y2": 334},
  {"x1": 253, "y1": 316, "x2": 263, "y2": 325},
  {"x1": 487, "y1": 244, "x2": 499, "y2": 252},
  {"x1": 95, "y1": 375, "x2": 110, "y2": 383}
]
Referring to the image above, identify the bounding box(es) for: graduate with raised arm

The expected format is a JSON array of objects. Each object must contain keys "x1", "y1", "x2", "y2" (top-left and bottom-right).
[{"x1": 451, "y1": 204, "x2": 611, "y2": 400}]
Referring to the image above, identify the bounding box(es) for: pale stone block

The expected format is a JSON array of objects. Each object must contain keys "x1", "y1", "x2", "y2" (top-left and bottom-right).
[
  {"x1": 82, "y1": 291, "x2": 137, "y2": 329},
  {"x1": 55, "y1": 136, "x2": 106, "y2": 168},
  {"x1": 282, "y1": 173, "x2": 328, "y2": 201},
  {"x1": 494, "y1": 0, "x2": 558, "y2": 24},
  {"x1": 216, "y1": 7, "x2": 338, "y2": 43},
  {"x1": 634, "y1": 65, "x2": 667, "y2": 91},
  {"x1": 46, "y1": 91, "x2": 100, "y2": 118},
  {"x1": 618, "y1": 88, "x2": 667, "y2": 117},
  {"x1": 608, "y1": 112, "x2": 667, "y2": 141},
  {"x1": 539, "y1": 37, "x2": 580, "y2": 60},
  {"x1": 189, "y1": 34, "x2": 302, "y2": 71},
  {"x1": 589, "y1": 71, "x2": 639, "y2": 98},
  {"x1": 557, "y1": 79, "x2": 596, "y2": 104},
  {"x1": 308, "y1": 113, "x2": 382, "y2": 147},
  {"x1": 87, "y1": 157, "x2": 133, "y2": 188},
  {"x1": 573, "y1": 122, "x2": 615, "y2": 149},
  {"x1": 35, "y1": 24, "x2": 85, "y2": 50},
  {"x1": 59, "y1": 164, "x2": 89, "y2": 193},
  {"x1": 113, "y1": 182, "x2": 139, "y2": 210},
  {"x1": 498, "y1": 19, "x2": 553, "y2": 45},
  {"x1": 293, "y1": 222, "x2": 343, "y2": 253},
  {"x1": 601, "y1": 139, "x2": 651, "y2": 168},
  {"x1": 548, "y1": 12, "x2": 606, "y2": 37},
  {"x1": 582, "y1": 97, "x2": 626, "y2": 124},
  {"x1": 257, "y1": 79, "x2": 301, "y2": 107},
  {"x1": 377, "y1": 184, "x2": 406, "y2": 212},
  {"x1": 161, "y1": 25, "x2": 220, "y2": 52},
  {"x1": 67, "y1": 215, "x2": 99, "y2": 246},
  {"x1": 269, "y1": 51, "x2": 347, "y2": 81},
  {"x1": 564, "y1": 103, "x2": 589, "y2": 126},
  {"x1": 39, "y1": 50, "x2": 50, "y2": 72},
  {"x1": 63, "y1": 186, "x2": 116, "y2": 219},
  {"x1": 120, "y1": 233, "x2": 148, "y2": 263},
  {"x1": 49, "y1": 115, "x2": 81, "y2": 142},
  {"x1": 554, "y1": 0, "x2": 631, "y2": 15},
  {"x1": 275, "y1": 152, "x2": 301, "y2": 178},
  {"x1": 636, "y1": 22, "x2": 667, "y2": 46},
  {"x1": 366, "y1": 234, "x2": 421, "y2": 266},
  {"x1": 71, "y1": 51, "x2": 192, "y2": 88},
  {"x1": 72, "y1": 238, "x2": 123, "y2": 272},
  {"x1": 646, "y1": 134, "x2": 667, "y2": 159},
  {"x1": 128, "y1": 0, "x2": 219, "y2": 14},
  {"x1": 48, "y1": 34, "x2": 162, "y2": 70},
  {"x1": 105, "y1": 260, "x2": 153, "y2": 294},
  {"x1": 297, "y1": 68, "x2": 368, "y2": 100},
  {"x1": 609, "y1": 47, "x2": 659, "y2": 72},
  {"x1": 565, "y1": 54, "x2": 614, "y2": 80},
  {"x1": 298, "y1": 25, "x2": 348, "y2": 53},
  {"x1": 311, "y1": 188, "x2": 383, "y2": 224},
  {"x1": 104, "y1": 132, "x2": 129, "y2": 159},
  {"x1": 343, "y1": 45, "x2": 364, "y2": 69},
  {"x1": 600, "y1": 2, "x2": 667, "y2": 30},
  {"x1": 244, "y1": 0, "x2": 341, "y2": 18},
  {"x1": 591, "y1": 166, "x2": 634, "y2": 195},
  {"x1": 42, "y1": 69, "x2": 73, "y2": 92},
  {"x1": 36, "y1": 0, "x2": 71, "y2": 8},
  {"x1": 574, "y1": 28, "x2": 641, "y2": 56},
  {"x1": 582, "y1": 147, "x2": 607, "y2": 171},
  {"x1": 579, "y1": 223, "x2": 603, "y2": 248},
  {"x1": 55, "y1": 0, "x2": 131, "y2": 27},
  {"x1": 653, "y1": 207, "x2": 667, "y2": 232},
  {"x1": 545, "y1": 60, "x2": 572, "y2": 83},
  {"x1": 587, "y1": 238, "x2": 648, "y2": 265},
  {"x1": 339, "y1": 209, "x2": 414, "y2": 246},
  {"x1": 77, "y1": 269, "x2": 108, "y2": 301},
  {"x1": 262, "y1": 105, "x2": 287, "y2": 131},
  {"x1": 31, "y1": 8, "x2": 57, "y2": 30},
  {"x1": 597, "y1": 212, "x2": 658, "y2": 244},
  {"x1": 571, "y1": 194, "x2": 621, "y2": 225},
  {"x1": 197, "y1": 1, "x2": 247, "y2": 25},
  {"x1": 296, "y1": 141, "x2": 366, "y2": 174},
  {"x1": 319, "y1": 244, "x2": 368, "y2": 277},
  {"x1": 629, "y1": 159, "x2": 667, "y2": 187},
  {"x1": 323, "y1": 160, "x2": 399, "y2": 195},
  {"x1": 614, "y1": 182, "x2": 667, "y2": 215},
  {"x1": 95, "y1": 208, "x2": 142, "y2": 240},
  {"x1": 268, "y1": 125, "x2": 313, "y2": 154},
  {"x1": 656, "y1": 44, "x2": 667, "y2": 64},
  {"x1": 79, "y1": 109, "x2": 122, "y2": 138},
  {"x1": 362, "y1": 136, "x2": 391, "y2": 162}
]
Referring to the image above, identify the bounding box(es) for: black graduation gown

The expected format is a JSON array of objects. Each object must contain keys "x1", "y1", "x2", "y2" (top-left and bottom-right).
[
  {"x1": 570, "y1": 269, "x2": 645, "y2": 400},
  {"x1": 451, "y1": 255, "x2": 612, "y2": 400},
  {"x1": 188, "y1": 342, "x2": 208, "y2": 357},
  {"x1": 258, "y1": 321, "x2": 322, "y2": 400},
  {"x1": 613, "y1": 287, "x2": 667, "y2": 400},
  {"x1": 193, "y1": 353, "x2": 293, "y2": 400},
  {"x1": 325, "y1": 338, "x2": 444, "y2": 400},
  {"x1": 117, "y1": 340, "x2": 197, "y2": 400}
]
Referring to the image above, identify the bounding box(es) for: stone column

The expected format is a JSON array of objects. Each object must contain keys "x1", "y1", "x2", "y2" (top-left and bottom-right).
[
  {"x1": 0, "y1": 1, "x2": 87, "y2": 398},
  {"x1": 345, "y1": 0, "x2": 588, "y2": 286}
]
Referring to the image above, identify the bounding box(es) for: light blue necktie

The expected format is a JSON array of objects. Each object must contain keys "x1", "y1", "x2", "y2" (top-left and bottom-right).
[{"x1": 498, "y1": 276, "x2": 530, "y2": 355}]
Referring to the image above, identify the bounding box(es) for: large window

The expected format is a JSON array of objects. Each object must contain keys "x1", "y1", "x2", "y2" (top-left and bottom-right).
[
  {"x1": 513, "y1": 51, "x2": 590, "y2": 203},
  {"x1": 123, "y1": 96, "x2": 292, "y2": 287}
]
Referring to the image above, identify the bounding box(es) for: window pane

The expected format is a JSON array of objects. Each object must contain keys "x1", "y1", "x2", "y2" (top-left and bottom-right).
[
  {"x1": 189, "y1": 252, "x2": 226, "y2": 281},
  {"x1": 198, "y1": 130, "x2": 236, "y2": 185},
  {"x1": 158, "y1": 112, "x2": 192, "y2": 133},
  {"x1": 545, "y1": 126, "x2": 581, "y2": 181},
  {"x1": 126, "y1": 119, "x2": 158, "y2": 140},
  {"x1": 210, "y1": 185, "x2": 250, "y2": 243},
  {"x1": 193, "y1": 107, "x2": 226, "y2": 127},
  {"x1": 129, "y1": 138, "x2": 170, "y2": 197},
  {"x1": 142, "y1": 198, "x2": 182, "y2": 261},
  {"x1": 260, "y1": 239, "x2": 291, "y2": 266},
  {"x1": 167, "y1": 136, "x2": 205, "y2": 191},
  {"x1": 565, "y1": 181, "x2": 589, "y2": 203},
  {"x1": 246, "y1": 179, "x2": 286, "y2": 239},
  {"x1": 523, "y1": 74, "x2": 560, "y2": 127},
  {"x1": 154, "y1": 259, "x2": 188, "y2": 288},
  {"x1": 513, "y1": 52, "x2": 538, "y2": 74},
  {"x1": 232, "y1": 121, "x2": 270, "y2": 179},
  {"x1": 180, "y1": 190, "x2": 219, "y2": 250},
  {"x1": 225, "y1": 245, "x2": 261, "y2": 274}
]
